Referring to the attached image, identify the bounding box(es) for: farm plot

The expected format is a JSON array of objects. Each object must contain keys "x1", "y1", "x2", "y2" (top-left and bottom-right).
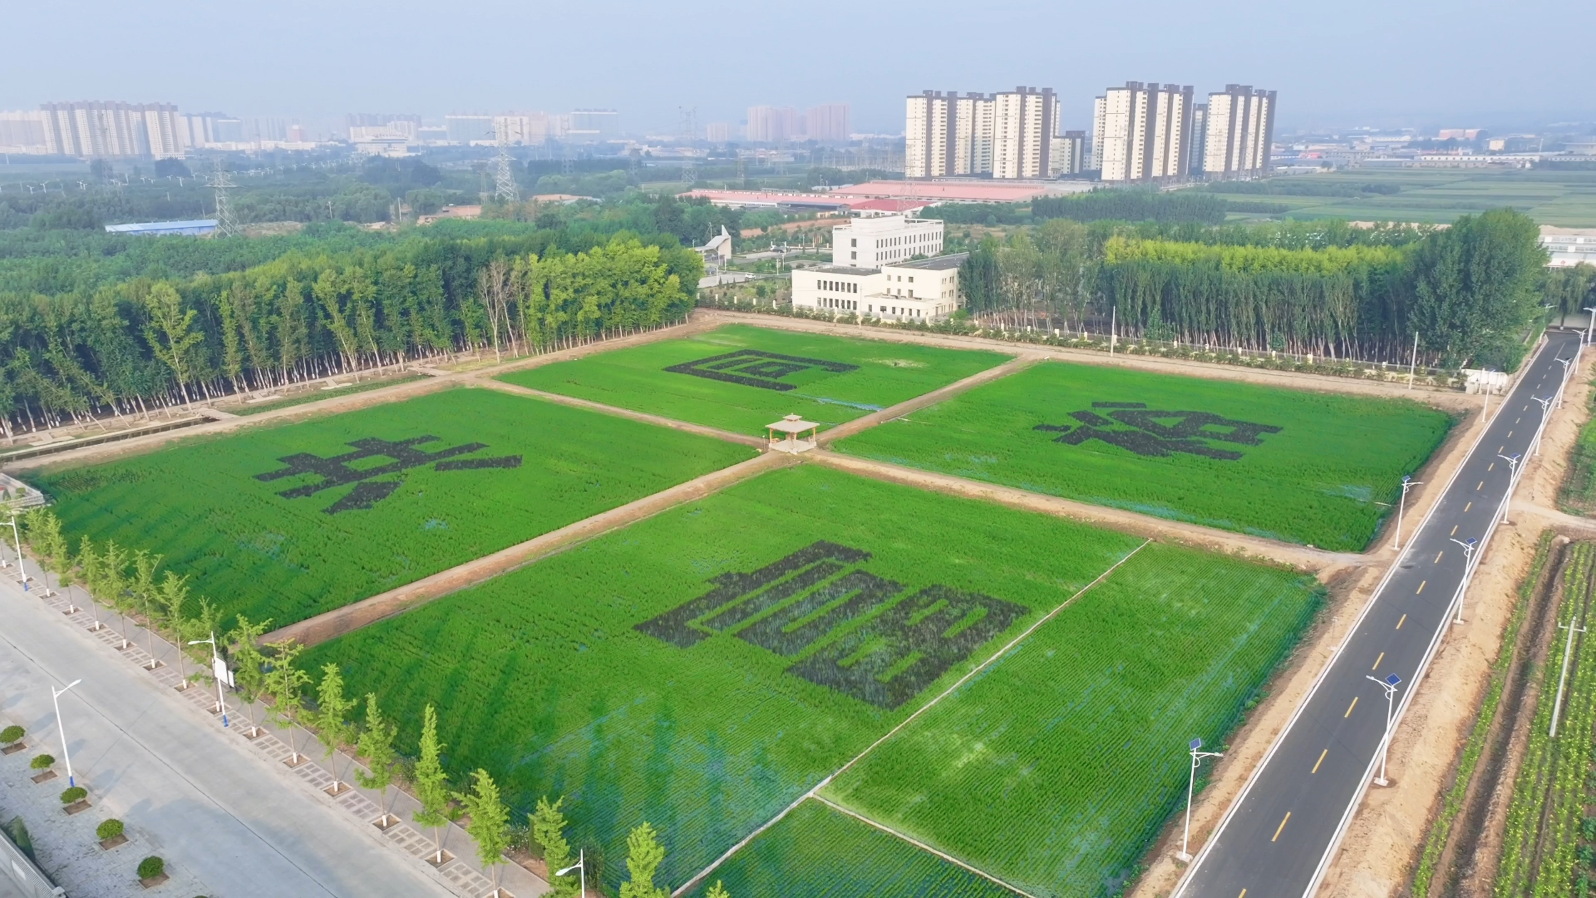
[
  {"x1": 681, "y1": 799, "x2": 1018, "y2": 898},
  {"x1": 821, "y1": 544, "x2": 1322, "y2": 898},
  {"x1": 32, "y1": 387, "x2": 754, "y2": 628},
  {"x1": 499, "y1": 323, "x2": 1010, "y2": 436},
  {"x1": 302, "y1": 464, "x2": 1144, "y2": 891},
  {"x1": 834, "y1": 360, "x2": 1453, "y2": 550}
]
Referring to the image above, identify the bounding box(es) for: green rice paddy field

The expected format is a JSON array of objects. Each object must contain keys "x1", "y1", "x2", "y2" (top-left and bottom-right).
[
  {"x1": 1223, "y1": 168, "x2": 1596, "y2": 226},
  {"x1": 33, "y1": 387, "x2": 754, "y2": 628},
  {"x1": 498, "y1": 324, "x2": 1011, "y2": 436},
  {"x1": 835, "y1": 361, "x2": 1454, "y2": 551},
  {"x1": 303, "y1": 465, "x2": 1321, "y2": 896}
]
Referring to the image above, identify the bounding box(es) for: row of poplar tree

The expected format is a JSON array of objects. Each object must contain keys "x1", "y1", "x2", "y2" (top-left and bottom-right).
[
  {"x1": 0, "y1": 229, "x2": 703, "y2": 439},
  {"x1": 957, "y1": 209, "x2": 1565, "y2": 370},
  {"x1": 18, "y1": 508, "x2": 730, "y2": 898}
]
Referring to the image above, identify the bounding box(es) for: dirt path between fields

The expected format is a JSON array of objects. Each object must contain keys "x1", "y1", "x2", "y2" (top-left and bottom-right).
[
  {"x1": 262, "y1": 451, "x2": 791, "y2": 647},
  {"x1": 815, "y1": 354, "x2": 1042, "y2": 446},
  {"x1": 696, "y1": 310, "x2": 1479, "y2": 413},
  {"x1": 3, "y1": 318, "x2": 723, "y2": 475},
  {"x1": 474, "y1": 377, "x2": 767, "y2": 448},
  {"x1": 810, "y1": 450, "x2": 1363, "y2": 573}
]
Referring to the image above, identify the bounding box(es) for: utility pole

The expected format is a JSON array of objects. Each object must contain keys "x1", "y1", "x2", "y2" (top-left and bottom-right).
[
  {"x1": 208, "y1": 159, "x2": 241, "y2": 237},
  {"x1": 493, "y1": 118, "x2": 520, "y2": 204},
  {"x1": 1551, "y1": 618, "x2": 1586, "y2": 738}
]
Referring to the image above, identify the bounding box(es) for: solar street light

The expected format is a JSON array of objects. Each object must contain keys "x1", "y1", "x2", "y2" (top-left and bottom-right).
[
  {"x1": 1450, "y1": 537, "x2": 1479, "y2": 624},
  {"x1": 1391, "y1": 476, "x2": 1423, "y2": 552},
  {"x1": 555, "y1": 849, "x2": 586, "y2": 898},
  {"x1": 52, "y1": 679, "x2": 82, "y2": 787},
  {"x1": 1366, "y1": 673, "x2": 1401, "y2": 786},
  {"x1": 1177, "y1": 737, "x2": 1224, "y2": 862}
]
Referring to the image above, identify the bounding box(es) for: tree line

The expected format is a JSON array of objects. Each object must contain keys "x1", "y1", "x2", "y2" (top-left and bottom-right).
[
  {"x1": 18, "y1": 508, "x2": 734, "y2": 898},
  {"x1": 0, "y1": 226, "x2": 702, "y2": 438},
  {"x1": 958, "y1": 209, "x2": 1554, "y2": 369}
]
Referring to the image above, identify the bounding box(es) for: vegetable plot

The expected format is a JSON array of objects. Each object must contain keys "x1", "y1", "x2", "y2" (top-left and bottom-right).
[
  {"x1": 834, "y1": 360, "x2": 1453, "y2": 550},
  {"x1": 499, "y1": 324, "x2": 1010, "y2": 435},
  {"x1": 822, "y1": 544, "x2": 1322, "y2": 898},
  {"x1": 303, "y1": 465, "x2": 1142, "y2": 891},
  {"x1": 34, "y1": 387, "x2": 753, "y2": 628}
]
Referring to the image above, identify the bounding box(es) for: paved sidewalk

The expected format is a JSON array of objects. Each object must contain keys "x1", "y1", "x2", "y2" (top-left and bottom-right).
[{"x1": 0, "y1": 571, "x2": 536, "y2": 898}]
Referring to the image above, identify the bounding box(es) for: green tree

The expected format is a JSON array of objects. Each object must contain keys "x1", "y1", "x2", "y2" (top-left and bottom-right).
[
  {"x1": 355, "y1": 694, "x2": 398, "y2": 822},
  {"x1": 531, "y1": 796, "x2": 577, "y2": 897},
  {"x1": 619, "y1": 821, "x2": 668, "y2": 898},
  {"x1": 1407, "y1": 208, "x2": 1546, "y2": 369},
  {"x1": 142, "y1": 282, "x2": 205, "y2": 404},
  {"x1": 412, "y1": 704, "x2": 451, "y2": 864},
  {"x1": 312, "y1": 664, "x2": 358, "y2": 790},
  {"x1": 706, "y1": 881, "x2": 730, "y2": 898},
  {"x1": 131, "y1": 550, "x2": 162, "y2": 657},
  {"x1": 225, "y1": 615, "x2": 272, "y2": 735},
  {"x1": 456, "y1": 769, "x2": 510, "y2": 891},
  {"x1": 261, "y1": 640, "x2": 313, "y2": 763},
  {"x1": 96, "y1": 540, "x2": 127, "y2": 634},
  {"x1": 155, "y1": 572, "x2": 192, "y2": 685}
]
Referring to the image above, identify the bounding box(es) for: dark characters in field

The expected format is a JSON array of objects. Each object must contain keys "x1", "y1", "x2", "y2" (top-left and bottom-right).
[
  {"x1": 636, "y1": 540, "x2": 1024, "y2": 709},
  {"x1": 664, "y1": 349, "x2": 858, "y2": 392},
  {"x1": 1035, "y1": 402, "x2": 1281, "y2": 461},
  {"x1": 255, "y1": 435, "x2": 523, "y2": 514}
]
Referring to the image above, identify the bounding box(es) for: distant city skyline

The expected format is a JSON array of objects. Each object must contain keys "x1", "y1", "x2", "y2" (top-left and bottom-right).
[{"x1": 1, "y1": 0, "x2": 1589, "y2": 136}]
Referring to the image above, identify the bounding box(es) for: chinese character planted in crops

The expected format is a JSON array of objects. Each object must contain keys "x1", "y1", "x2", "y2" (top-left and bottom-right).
[
  {"x1": 255, "y1": 435, "x2": 522, "y2": 514},
  {"x1": 664, "y1": 349, "x2": 858, "y2": 392},
  {"x1": 1035, "y1": 402, "x2": 1282, "y2": 461},
  {"x1": 634, "y1": 540, "x2": 1024, "y2": 709}
]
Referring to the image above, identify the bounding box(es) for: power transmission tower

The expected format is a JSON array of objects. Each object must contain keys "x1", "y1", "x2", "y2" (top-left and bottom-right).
[
  {"x1": 679, "y1": 107, "x2": 698, "y2": 184},
  {"x1": 561, "y1": 142, "x2": 573, "y2": 177},
  {"x1": 493, "y1": 121, "x2": 520, "y2": 204},
  {"x1": 208, "y1": 159, "x2": 241, "y2": 237}
]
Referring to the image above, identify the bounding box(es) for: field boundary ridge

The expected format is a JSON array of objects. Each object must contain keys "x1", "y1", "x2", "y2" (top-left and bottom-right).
[
  {"x1": 476, "y1": 377, "x2": 766, "y2": 448},
  {"x1": 263, "y1": 451, "x2": 789, "y2": 647},
  {"x1": 673, "y1": 538, "x2": 1152, "y2": 897},
  {"x1": 809, "y1": 795, "x2": 1036, "y2": 897},
  {"x1": 815, "y1": 354, "x2": 1040, "y2": 447}
]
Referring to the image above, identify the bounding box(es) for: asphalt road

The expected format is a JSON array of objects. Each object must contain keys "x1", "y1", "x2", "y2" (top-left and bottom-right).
[
  {"x1": 0, "y1": 569, "x2": 451, "y2": 897},
  {"x1": 1176, "y1": 330, "x2": 1582, "y2": 898}
]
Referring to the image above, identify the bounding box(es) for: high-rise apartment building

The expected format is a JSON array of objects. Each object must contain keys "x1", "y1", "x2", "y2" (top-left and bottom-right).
[
  {"x1": 905, "y1": 91, "x2": 995, "y2": 179},
  {"x1": 494, "y1": 113, "x2": 551, "y2": 145},
  {"x1": 1201, "y1": 86, "x2": 1276, "y2": 179},
  {"x1": 1050, "y1": 131, "x2": 1086, "y2": 176},
  {"x1": 0, "y1": 111, "x2": 47, "y2": 153},
  {"x1": 40, "y1": 101, "x2": 185, "y2": 158},
  {"x1": 569, "y1": 109, "x2": 619, "y2": 142},
  {"x1": 445, "y1": 114, "x2": 495, "y2": 144},
  {"x1": 1090, "y1": 82, "x2": 1195, "y2": 183},
  {"x1": 705, "y1": 121, "x2": 733, "y2": 143},
  {"x1": 805, "y1": 104, "x2": 851, "y2": 142},
  {"x1": 992, "y1": 87, "x2": 1058, "y2": 179},
  {"x1": 746, "y1": 106, "x2": 801, "y2": 142}
]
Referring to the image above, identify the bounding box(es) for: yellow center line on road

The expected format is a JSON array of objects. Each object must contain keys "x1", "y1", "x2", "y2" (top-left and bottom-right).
[
  {"x1": 1489, "y1": 462, "x2": 1495, "y2": 471},
  {"x1": 1451, "y1": 525, "x2": 1458, "y2": 536},
  {"x1": 1272, "y1": 812, "x2": 1292, "y2": 842},
  {"x1": 1373, "y1": 651, "x2": 1385, "y2": 669},
  {"x1": 1435, "y1": 551, "x2": 1444, "y2": 563},
  {"x1": 1477, "y1": 481, "x2": 1484, "y2": 490},
  {"x1": 1312, "y1": 749, "x2": 1328, "y2": 774},
  {"x1": 1465, "y1": 501, "x2": 1473, "y2": 512},
  {"x1": 1516, "y1": 417, "x2": 1521, "y2": 424},
  {"x1": 1417, "y1": 580, "x2": 1426, "y2": 594},
  {"x1": 1507, "y1": 431, "x2": 1513, "y2": 438},
  {"x1": 1397, "y1": 614, "x2": 1407, "y2": 629},
  {"x1": 1499, "y1": 445, "x2": 1505, "y2": 452},
  {"x1": 1239, "y1": 891, "x2": 1247, "y2": 898},
  {"x1": 1345, "y1": 696, "x2": 1359, "y2": 717}
]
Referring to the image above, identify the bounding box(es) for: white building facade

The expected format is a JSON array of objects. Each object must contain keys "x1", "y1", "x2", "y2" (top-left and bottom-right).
[
  {"x1": 1202, "y1": 85, "x2": 1276, "y2": 179},
  {"x1": 992, "y1": 87, "x2": 1058, "y2": 180},
  {"x1": 1543, "y1": 227, "x2": 1596, "y2": 268},
  {"x1": 831, "y1": 214, "x2": 945, "y2": 268},
  {"x1": 1091, "y1": 82, "x2": 1195, "y2": 183},
  {"x1": 41, "y1": 101, "x2": 186, "y2": 158},
  {"x1": 792, "y1": 254, "x2": 966, "y2": 322}
]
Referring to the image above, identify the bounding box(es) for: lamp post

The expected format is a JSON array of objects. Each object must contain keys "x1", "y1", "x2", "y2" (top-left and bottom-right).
[
  {"x1": 4, "y1": 510, "x2": 26, "y2": 591},
  {"x1": 1450, "y1": 537, "x2": 1479, "y2": 624},
  {"x1": 188, "y1": 632, "x2": 229, "y2": 727},
  {"x1": 1583, "y1": 306, "x2": 1596, "y2": 345},
  {"x1": 51, "y1": 679, "x2": 82, "y2": 787},
  {"x1": 1554, "y1": 356, "x2": 1572, "y2": 409},
  {"x1": 1391, "y1": 475, "x2": 1423, "y2": 551},
  {"x1": 1550, "y1": 617, "x2": 1587, "y2": 738},
  {"x1": 1498, "y1": 454, "x2": 1521, "y2": 523},
  {"x1": 1177, "y1": 737, "x2": 1224, "y2": 862},
  {"x1": 555, "y1": 849, "x2": 586, "y2": 898},
  {"x1": 1532, "y1": 396, "x2": 1553, "y2": 457},
  {"x1": 1366, "y1": 673, "x2": 1401, "y2": 786}
]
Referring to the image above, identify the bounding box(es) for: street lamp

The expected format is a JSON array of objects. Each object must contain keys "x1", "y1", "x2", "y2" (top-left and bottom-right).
[
  {"x1": 1366, "y1": 673, "x2": 1401, "y2": 787},
  {"x1": 51, "y1": 679, "x2": 82, "y2": 788},
  {"x1": 555, "y1": 849, "x2": 586, "y2": 898},
  {"x1": 1532, "y1": 396, "x2": 1553, "y2": 456},
  {"x1": 1391, "y1": 476, "x2": 1423, "y2": 551},
  {"x1": 1498, "y1": 454, "x2": 1521, "y2": 523},
  {"x1": 1450, "y1": 537, "x2": 1479, "y2": 624},
  {"x1": 3, "y1": 509, "x2": 27, "y2": 592},
  {"x1": 1554, "y1": 356, "x2": 1573, "y2": 408},
  {"x1": 1585, "y1": 306, "x2": 1596, "y2": 345},
  {"x1": 188, "y1": 632, "x2": 229, "y2": 727},
  {"x1": 1177, "y1": 737, "x2": 1224, "y2": 862}
]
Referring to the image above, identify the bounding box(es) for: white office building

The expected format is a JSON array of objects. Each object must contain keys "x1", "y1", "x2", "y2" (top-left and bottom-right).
[
  {"x1": 1202, "y1": 85, "x2": 1276, "y2": 179},
  {"x1": 1543, "y1": 227, "x2": 1596, "y2": 268},
  {"x1": 1091, "y1": 82, "x2": 1195, "y2": 183},
  {"x1": 792, "y1": 254, "x2": 966, "y2": 322},
  {"x1": 831, "y1": 214, "x2": 945, "y2": 268}
]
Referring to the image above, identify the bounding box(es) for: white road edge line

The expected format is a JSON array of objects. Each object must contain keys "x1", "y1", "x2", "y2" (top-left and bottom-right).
[
  {"x1": 672, "y1": 537, "x2": 1154, "y2": 897},
  {"x1": 1170, "y1": 333, "x2": 1554, "y2": 898}
]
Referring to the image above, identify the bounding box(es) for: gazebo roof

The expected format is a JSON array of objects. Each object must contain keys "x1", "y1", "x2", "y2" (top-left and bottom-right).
[{"x1": 767, "y1": 414, "x2": 820, "y2": 434}]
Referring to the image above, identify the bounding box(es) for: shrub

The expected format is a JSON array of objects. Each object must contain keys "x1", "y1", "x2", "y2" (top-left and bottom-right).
[
  {"x1": 0, "y1": 725, "x2": 22, "y2": 743},
  {"x1": 29, "y1": 753, "x2": 53, "y2": 770},
  {"x1": 60, "y1": 786, "x2": 87, "y2": 805},
  {"x1": 137, "y1": 856, "x2": 165, "y2": 880},
  {"x1": 96, "y1": 818, "x2": 124, "y2": 841}
]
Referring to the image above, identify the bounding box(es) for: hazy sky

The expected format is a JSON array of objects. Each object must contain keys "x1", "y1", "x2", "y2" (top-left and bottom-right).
[{"x1": 5, "y1": 0, "x2": 1590, "y2": 134}]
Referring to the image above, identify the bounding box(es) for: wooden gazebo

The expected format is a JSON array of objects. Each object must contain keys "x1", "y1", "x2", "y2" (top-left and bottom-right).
[{"x1": 767, "y1": 414, "x2": 820, "y2": 454}]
